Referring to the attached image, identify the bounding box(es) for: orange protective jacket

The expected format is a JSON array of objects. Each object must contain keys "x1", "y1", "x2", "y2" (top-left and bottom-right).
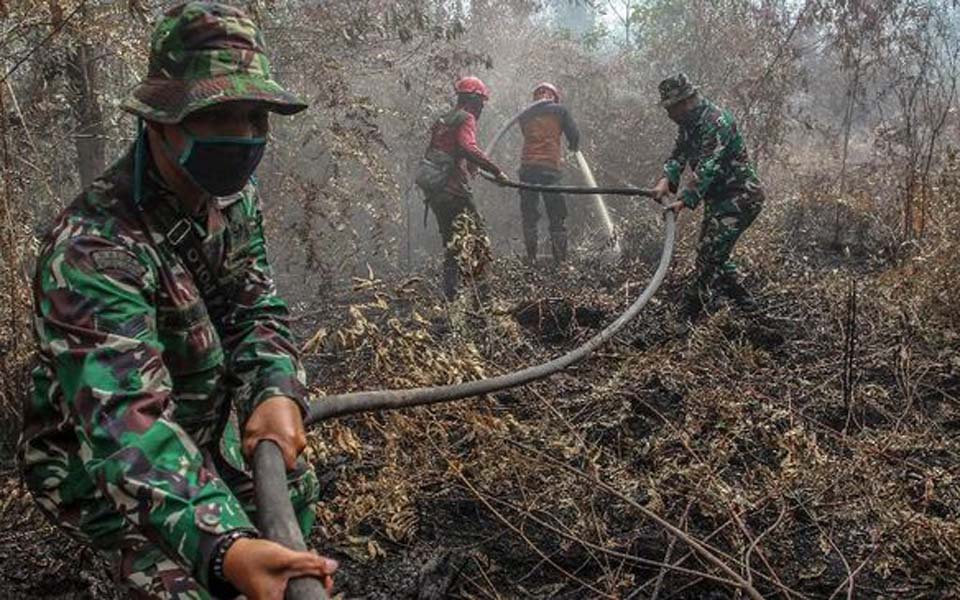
[{"x1": 519, "y1": 102, "x2": 580, "y2": 172}]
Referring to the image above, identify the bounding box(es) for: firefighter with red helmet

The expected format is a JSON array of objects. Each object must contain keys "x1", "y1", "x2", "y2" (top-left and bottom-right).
[
  {"x1": 416, "y1": 76, "x2": 507, "y2": 300},
  {"x1": 518, "y1": 82, "x2": 581, "y2": 264}
]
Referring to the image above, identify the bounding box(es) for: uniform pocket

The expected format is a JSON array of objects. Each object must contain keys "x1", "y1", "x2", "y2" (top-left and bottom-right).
[
  {"x1": 158, "y1": 300, "x2": 224, "y2": 377},
  {"x1": 158, "y1": 299, "x2": 226, "y2": 440}
]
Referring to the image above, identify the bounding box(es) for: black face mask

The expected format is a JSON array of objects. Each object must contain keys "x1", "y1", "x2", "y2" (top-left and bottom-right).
[
  {"x1": 166, "y1": 128, "x2": 267, "y2": 197},
  {"x1": 677, "y1": 109, "x2": 698, "y2": 126},
  {"x1": 460, "y1": 96, "x2": 484, "y2": 119}
]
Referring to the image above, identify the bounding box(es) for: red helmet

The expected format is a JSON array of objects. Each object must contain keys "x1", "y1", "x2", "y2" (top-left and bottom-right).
[
  {"x1": 533, "y1": 82, "x2": 560, "y2": 102},
  {"x1": 455, "y1": 76, "x2": 490, "y2": 100}
]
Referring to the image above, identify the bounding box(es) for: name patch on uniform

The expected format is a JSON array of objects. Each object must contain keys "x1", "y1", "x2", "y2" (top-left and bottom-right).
[{"x1": 90, "y1": 249, "x2": 147, "y2": 281}]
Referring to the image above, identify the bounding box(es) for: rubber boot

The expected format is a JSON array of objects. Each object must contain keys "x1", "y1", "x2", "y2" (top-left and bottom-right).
[
  {"x1": 523, "y1": 227, "x2": 538, "y2": 265},
  {"x1": 680, "y1": 284, "x2": 707, "y2": 322},
  {"x1": 550, "y1": 230, "x2": 568, "y2": 264},
  {"x1": 716, "y1": 273, "x2": 758, "y2": 313},
  {"x1": 442, "y1": 255, "x2": 458, "y2": 300}
]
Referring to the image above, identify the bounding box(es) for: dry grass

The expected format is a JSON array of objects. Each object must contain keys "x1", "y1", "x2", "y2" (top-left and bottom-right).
[
  {"x1": 1, "y1": 165, "x2": 958, "y2": 598},
  {"x1": 293, "y1": 168, "x2": 960, "y2": 598}
]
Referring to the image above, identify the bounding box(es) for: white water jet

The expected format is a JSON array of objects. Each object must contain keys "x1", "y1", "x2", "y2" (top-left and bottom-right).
[{"x1": 574, "y1": 150, "x2": 621, "y2": 257}]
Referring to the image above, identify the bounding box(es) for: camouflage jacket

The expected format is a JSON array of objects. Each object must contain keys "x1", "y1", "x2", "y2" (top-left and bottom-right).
[
  {"x1": 662, "y1": 98, "x2": 760, "y2": 209},
  {"x1": 20, "y1": 141, "x2": 308, "y2": 587}
]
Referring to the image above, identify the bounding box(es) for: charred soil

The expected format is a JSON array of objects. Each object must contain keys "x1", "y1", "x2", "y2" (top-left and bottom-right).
[{"x1": 2, "y1": 227, "x2": 959, "y2": 599}]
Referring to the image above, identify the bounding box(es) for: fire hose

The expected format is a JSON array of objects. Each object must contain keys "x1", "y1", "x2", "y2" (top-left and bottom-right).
[
  {"x1": 478, "y1": 171, "x2": 655, "y2": 197},
  {"x1": 254, "y1": 144, "x2": 675, "y2": 600},
  {"x1": 302, "y1": 183, "x2": 663, "y2": 426}
]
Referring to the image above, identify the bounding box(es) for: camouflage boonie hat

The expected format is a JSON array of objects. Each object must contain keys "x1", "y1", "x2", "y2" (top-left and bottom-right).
[
  {"x1": 122, "y1": 1, "x2": 307, "y2": 124},
  {"x1": 658, "y1": 73, "x2": 697, "y2": 108}
]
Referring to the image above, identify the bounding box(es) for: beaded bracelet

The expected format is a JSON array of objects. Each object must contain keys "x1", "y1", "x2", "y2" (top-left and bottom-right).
[{"x1": 210, "y1": 529, "x2": 258, "y2": 588}]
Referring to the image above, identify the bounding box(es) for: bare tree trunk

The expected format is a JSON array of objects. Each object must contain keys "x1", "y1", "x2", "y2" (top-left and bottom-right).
[
  {"x1": 834, "y1": 42, "x2": 861, "y2": 249},
  {"x1": 915, "y1": 14, "x2": 959, "y2": 241},
  {"x1": 624, "y1": 0, "x2": 632, "y2": 45},
  {"x1": 66, "y1": 39, "x2": 106, "y2": 188},
  {"x1": 60, "y1": 2, "x2": 105, "y2": 188},
  {"x1": 0, "y1": 83, "x2": 25, "y2": 410}
]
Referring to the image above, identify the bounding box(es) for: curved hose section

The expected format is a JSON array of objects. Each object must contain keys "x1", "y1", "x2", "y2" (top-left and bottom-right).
[
  {"x1": 260, "y1": 210, "x2": 673, "y2": 597},
  {"x1": 305, "y1": 209, "x2": 675, "y2": 425}
]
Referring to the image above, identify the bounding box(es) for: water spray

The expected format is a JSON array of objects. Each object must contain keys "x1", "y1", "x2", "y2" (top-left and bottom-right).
[{"x1": 575, "y1": 150, "x2": 622, "y2": 256}]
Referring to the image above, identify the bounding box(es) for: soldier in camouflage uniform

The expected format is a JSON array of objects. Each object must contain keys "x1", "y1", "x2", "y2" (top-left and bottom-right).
[
  {"x1": 651, "y1": 74, "x2": 765, "y2": 317},
  {"x1": 19, "y1": 3, "x2": 337, "y2": 598}
]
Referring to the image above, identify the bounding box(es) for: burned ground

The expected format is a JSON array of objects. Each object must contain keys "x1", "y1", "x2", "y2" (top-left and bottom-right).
[
  {"x1": 4, "y1": 196, "x2": 957, "y2": 599},
  {"x1": 1, "y1": 3, "x2": 959, "y2": 598}
]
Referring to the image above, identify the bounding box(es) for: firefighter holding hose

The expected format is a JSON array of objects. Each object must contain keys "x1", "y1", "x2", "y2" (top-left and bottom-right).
[
  {"x1": 416, "y1": 76, "x2": 508, "y2": 300},
  {"x1": 651, "y1": 74, "x2": 764, "y2": 318},
  {"x1": 20, "y1": 3, "x2": 336, "y2": 598},
  {"x1": 517, "y1": 82, "x2": 581, "y2": 265}
]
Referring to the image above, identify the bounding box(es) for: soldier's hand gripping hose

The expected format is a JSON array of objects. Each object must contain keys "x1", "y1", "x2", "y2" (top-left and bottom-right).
[
  {"x1": 254, "y1": 440, "x2": 334, "y2": 600},
  {"x1": 245, "y1": 398, "x2": 333, "y2": 600},
  {"x1": 651, "y1": 177, "x2": 671, "y2": 201},
  {"x1": 243, "y1": 396, "x2": 308, "y2": 470},
  {"x1": 222, "y1": 523, "x2": 337, "y2": 600}
]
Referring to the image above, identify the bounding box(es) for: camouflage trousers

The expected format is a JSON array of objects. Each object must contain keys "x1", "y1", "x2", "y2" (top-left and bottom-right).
[
  {"x1": 518, "y1": 166, "x2": 567, "y2": 262},
  {"x1": 689, "y1": 187, "x2": 764, "y2": 304},
  {"x1": 24, "y1": 415, "x2": 319, "y2": 599},
  {"x1": 427, "y1": 191, "x2": 492, "y2": 300}
]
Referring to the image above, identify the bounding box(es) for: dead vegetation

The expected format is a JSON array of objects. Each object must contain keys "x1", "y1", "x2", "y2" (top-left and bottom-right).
[
  {"x1": 1, "y1": 1, "x2": 960, "y2": 598},
  {"x1": 280, "y1": 169, "x2": 958, "y2": 598},
  {"x1": 2, "y1": 170, "x2": 959, "y2": 599}
]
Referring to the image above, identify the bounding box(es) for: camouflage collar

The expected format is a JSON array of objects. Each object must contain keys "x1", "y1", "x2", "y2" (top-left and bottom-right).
[
  {"x1": 678, "y1": 98, "x2": 709, "y2": 128},
  {"x1": 131, "y1": 132, "x2": 203, "y2": 227}
]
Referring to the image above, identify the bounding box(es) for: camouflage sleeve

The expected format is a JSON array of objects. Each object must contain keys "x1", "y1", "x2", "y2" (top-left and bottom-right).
[
  {"x1": 35, "y1": 233, "x2": 257, "y2": 588},
  {"x1": 681, "y1": 111, "x2": 736, "y2": 209},
  {"x1": 221, "y1": 190, "x2": 308, "y2": 427},
  {"x1": 663, "y1": 129, "x2": 686, "y2": 191}
]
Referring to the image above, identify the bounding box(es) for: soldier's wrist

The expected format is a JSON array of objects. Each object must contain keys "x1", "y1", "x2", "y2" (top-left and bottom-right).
[
  {"x1": 209, "y1": 529, "x2": 259, "y2": 597},
  {"x1": 248, "y1": 377, "x2": 310, "y2": 424}
]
